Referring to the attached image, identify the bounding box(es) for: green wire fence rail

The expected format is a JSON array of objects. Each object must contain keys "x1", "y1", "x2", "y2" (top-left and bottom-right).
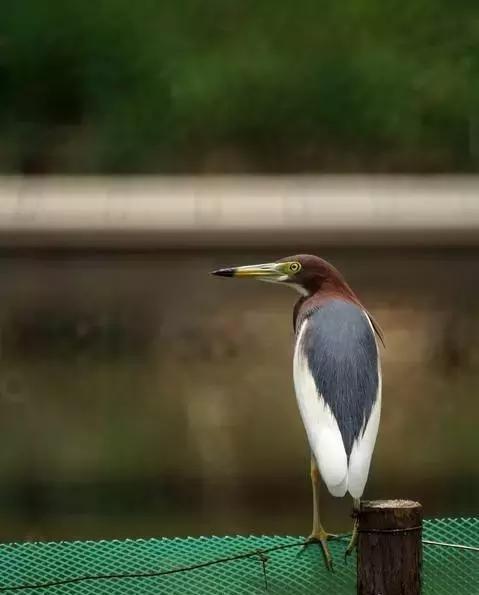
[{"x1": 0, "y1": 517, "x2": 477, "y2": 594}]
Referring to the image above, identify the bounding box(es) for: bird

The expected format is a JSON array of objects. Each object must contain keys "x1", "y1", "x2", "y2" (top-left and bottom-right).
[{"x1": 211, "y1": 254, "x2": 383, "y2": 569}]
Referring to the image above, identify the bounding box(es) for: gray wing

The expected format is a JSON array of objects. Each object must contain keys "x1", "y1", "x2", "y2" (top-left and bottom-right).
[{"x1": 302, "y1": 299, "x2": 380, "y2": 459}]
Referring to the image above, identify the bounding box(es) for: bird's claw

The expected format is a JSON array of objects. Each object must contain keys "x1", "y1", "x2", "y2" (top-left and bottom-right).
[
  {"x1": 344, "y1": 540, "x2": 356, "y2": 562},
  {"x1": 299, "y1": 532, "x2": 335, "y2": 572},
  {"x1": 344, "y1": 518, "x2": 359, "y2": 562}
]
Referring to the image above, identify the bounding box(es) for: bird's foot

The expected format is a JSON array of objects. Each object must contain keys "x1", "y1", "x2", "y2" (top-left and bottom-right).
[
  {"x1": 299, "y1": 529, "x2": 335, "y2": 571},
  {"x1": 344, "y1": 516, "x2": 359, "y2": 562}
]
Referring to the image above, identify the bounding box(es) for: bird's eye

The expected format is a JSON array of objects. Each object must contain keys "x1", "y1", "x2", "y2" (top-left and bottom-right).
[{"x1": 288, "y1": 262, "x2": 301, "y2": 274}]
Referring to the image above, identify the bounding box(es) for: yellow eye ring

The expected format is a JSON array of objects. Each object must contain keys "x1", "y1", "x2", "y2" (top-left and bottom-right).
[{"x1": 288, "y1": 262, "x2": 301, "y2": 274}]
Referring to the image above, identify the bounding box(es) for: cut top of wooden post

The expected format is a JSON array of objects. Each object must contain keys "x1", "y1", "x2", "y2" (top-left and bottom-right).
[
  {"x1": 360, "y1": 500, "x2": 422, "y2": 531},
  {"x1": 357, "y1": 500, "x2": 423, "y2": 595}
]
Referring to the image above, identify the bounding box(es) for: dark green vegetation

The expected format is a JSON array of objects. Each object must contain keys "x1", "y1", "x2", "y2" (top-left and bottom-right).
[{"x1": 0, "y1": 1, "x2": 478, "y2": 173}]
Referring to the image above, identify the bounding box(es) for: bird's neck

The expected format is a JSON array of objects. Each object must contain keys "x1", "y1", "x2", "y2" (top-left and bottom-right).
[{"x1": 293, "y1": 283, "x2": 361, "y2": 332}]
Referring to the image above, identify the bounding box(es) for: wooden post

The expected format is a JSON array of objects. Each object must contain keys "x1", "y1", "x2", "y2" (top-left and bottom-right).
[{"x1": 357, "y1": 499, "x2": 422, "y2": 595}]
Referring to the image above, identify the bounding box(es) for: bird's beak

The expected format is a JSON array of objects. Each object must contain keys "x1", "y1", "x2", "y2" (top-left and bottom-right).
[{"x1": 211, "y1": 262, "x2": 286, "y2": 281}]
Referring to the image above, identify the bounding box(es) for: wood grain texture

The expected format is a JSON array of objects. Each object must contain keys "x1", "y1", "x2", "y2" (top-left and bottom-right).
[{"x1": 357, "y1": 500, "x2": 422, "y2": 595}]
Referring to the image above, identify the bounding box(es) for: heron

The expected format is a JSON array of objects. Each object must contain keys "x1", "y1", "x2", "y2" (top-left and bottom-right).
[{"x1": 212, "y1": 254, "x2": 383, "y2": 569}]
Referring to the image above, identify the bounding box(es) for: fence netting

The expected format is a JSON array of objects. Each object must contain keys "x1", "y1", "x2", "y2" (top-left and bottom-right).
[{"x1": 0, "y1": 517, "x2": 477, "y2": 594}]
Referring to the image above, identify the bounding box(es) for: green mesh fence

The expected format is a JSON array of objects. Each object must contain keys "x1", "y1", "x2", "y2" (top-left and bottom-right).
[{"x1": 0, "y1": 518, "x2": 477, "y2": 594}]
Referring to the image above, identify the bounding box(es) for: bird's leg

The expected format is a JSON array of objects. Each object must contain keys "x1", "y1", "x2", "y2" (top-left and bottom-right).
[
  {"x1": 345, "y1": 497, "x2": 360, "y2": 560},
  {"x1": 299, "y1": 455, "x2": 334, "y2": 571}
]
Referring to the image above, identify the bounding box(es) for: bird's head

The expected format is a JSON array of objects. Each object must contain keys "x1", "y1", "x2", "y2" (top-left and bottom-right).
[{"x1": 211, "y1": 254, "x2": 351, "y2": 298}]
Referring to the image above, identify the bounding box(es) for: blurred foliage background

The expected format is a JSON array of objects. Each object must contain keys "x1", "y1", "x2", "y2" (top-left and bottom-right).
[
  {"x1": 0, "y1": 0, "x2": 478, "y2": 544},
  {"x1": 1, "y1": 0, "x2": 478, "y2": 173},
  {"x1": 0, "y1": 248, "x2": 478, "y2": 541}
]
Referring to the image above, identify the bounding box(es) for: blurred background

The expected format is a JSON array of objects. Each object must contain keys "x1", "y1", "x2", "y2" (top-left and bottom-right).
[{"x1": 0, "y1": 2, "x2": 478, "y2": 542}]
